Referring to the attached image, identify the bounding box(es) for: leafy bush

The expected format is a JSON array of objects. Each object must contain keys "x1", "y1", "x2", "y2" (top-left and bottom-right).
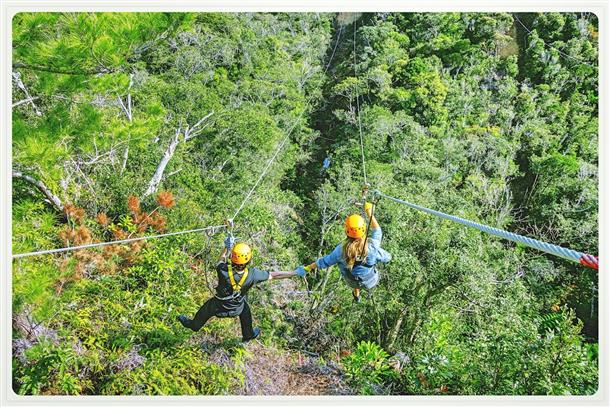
[{"x1": 342, "y1": 341, "x2": 397, "y2": 394}]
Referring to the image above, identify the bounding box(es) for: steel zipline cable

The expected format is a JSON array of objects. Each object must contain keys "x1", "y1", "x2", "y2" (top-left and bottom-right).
[
  {"x1": 373, "y1": 190, "x2": 599, "y2": 270},
  {"x1": 12, "y1": 224, "x2": 227, "y2": 259}
]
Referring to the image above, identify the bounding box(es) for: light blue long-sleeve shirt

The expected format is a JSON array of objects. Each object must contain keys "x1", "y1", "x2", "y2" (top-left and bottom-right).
[{"x1": 315, "y1": 227, "x2": 391, "y2": 277}]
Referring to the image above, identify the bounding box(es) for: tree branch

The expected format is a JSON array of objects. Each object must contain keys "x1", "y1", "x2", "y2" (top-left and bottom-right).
[
  {"x1": 12, "y1": 72, "x2": 42, "y2": 116},
  {"x1": 12, "y1": 96, "x2": 40, "y2": 108},
  {"x1": 13, "y1": 61, "x2": 115, "y2": 76},
  {"x1": 184, "y1": 111, "x2": 214, "y2": 141},
  {"x1": 13, "y1": 171, "x2": 64, "y2": 212},
  {"x1": 143, "y1": 127, "x2": 181, "y2": 197}
]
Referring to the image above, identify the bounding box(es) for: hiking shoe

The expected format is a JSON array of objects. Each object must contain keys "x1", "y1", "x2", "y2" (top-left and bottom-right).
[
  {"x1": 352, "y1": 289, "x2": 361, "y2": 303},
  {"x1": 177, "y1": 315, "x2": 192, "y2": 330},
  {"x1": 242, "y1": 327, "x2": 261, "y2": 342}
]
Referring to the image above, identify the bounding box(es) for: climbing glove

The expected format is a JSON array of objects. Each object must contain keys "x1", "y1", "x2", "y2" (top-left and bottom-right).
[
  {"x1": 224, "y1": 236, "x2": 236, "y2": 250},
  {"x1": 294, "y1": 265, "x2": 310, "y2": 277},
  {"x1": 364, "y1": 201, "x2": 374, "y2": 216}
]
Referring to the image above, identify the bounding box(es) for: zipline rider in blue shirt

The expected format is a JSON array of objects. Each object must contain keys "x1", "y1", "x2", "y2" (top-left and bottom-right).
[{"x1": 295, "y1": 202, "x2": 391, "y2": 302}]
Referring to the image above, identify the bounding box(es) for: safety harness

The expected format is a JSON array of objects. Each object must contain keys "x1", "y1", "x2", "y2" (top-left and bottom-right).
[
  {"x1": 228, "y1": 263, "x2": 249, "y2": 292},
  {"x1": 216, "y1": 223, "x2": 250, "y2": 301},
  {"x1": 215, "y1": 264, "x2": 249, "y2": 301}
]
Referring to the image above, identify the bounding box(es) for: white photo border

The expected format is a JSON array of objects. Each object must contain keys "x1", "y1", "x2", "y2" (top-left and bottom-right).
[{"x1": 2, "y1": 1, "x2": 608, "y2": 406}]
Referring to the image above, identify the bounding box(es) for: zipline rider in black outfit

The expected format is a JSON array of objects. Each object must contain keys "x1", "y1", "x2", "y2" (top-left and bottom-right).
[{"x1": 178, "y1": 236, "x2": 305, "y2": 341}]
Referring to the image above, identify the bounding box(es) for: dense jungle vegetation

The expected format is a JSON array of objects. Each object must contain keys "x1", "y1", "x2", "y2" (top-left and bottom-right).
[{"x1": 12, "y1": 12, "x2": 598, "y2": 395}]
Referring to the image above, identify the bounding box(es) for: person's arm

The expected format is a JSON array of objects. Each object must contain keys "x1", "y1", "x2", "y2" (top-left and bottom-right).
[
  {"x1": 365, "y1": 202, "x2": 380, "y2": 230},
  {"x1": 295, "y1": 244, "x2": 342, "y2": 275},
  {"x1": 376, "y1": 247, "x2": 392, "y2": 263},
  {"x1": 218, "y1": 235, "x2": 235, "y2": 263},
  {"x1": 218, "y1": 247, "x2": 228, "y2": 263},
  {"x1": 269, "y1": 270, "x2": 301, "y2": 280},
  {"x1": 315, "y1": 244, "x2": 342, "y2": 270},
  {"x1": 252, "y1": 268, "x2": 300, "y2": 282}
]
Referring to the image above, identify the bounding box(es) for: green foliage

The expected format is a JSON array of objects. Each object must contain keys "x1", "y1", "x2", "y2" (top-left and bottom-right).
[
  {"x1": 101, "y1": 347, "x2": 244, "y2": 395},
  {"x1": 12, "y1": 11, "x2": 597, "y2": 396},
  {"x1": 342, "y1": 341, "x2": 396, "y2": 394}
]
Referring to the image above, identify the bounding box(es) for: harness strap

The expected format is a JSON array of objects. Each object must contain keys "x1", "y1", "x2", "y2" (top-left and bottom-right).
[
  {"x1": 214, "y1": 292, "x2": 241, "y2": 301},
  {"x1": 354, "y1": 260, "x2": 374, "y2": 269},
  {"x1": 228, "y1": 263, "x2": 249, "y2": 292}
]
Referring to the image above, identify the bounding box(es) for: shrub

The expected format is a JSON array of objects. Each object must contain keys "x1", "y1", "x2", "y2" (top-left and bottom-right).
[{"x1": 342, "y1": 341, "x2": 396, "y2": 394}]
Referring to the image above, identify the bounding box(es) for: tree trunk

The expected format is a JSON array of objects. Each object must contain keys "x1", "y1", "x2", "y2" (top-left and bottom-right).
[
  {"x1": 118, "y1": 74, "x2": 133, "y2": 175},
  {"x1": 13, "y1": 61, "x2": 114, "y2": 75},
  {"x1": 143, "y1": 127, "x2": 181, "y2": 197},
  {"x1": 12, "y1": 72, "x2": 42, "y2": 116},
  {"x1": 386, "y1": 306, "x2": 409, "y2": 351},
  {"x1": 13, "y1": 171, "x2": 64, "y2": 212},
  {"x1": 143, "y1": 112, "x2": 213, "y2": 197}
]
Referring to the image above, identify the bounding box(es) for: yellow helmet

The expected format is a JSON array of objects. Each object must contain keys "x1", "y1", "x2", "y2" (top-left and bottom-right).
[
  {"x1": 231, "y1": 242, "x2": 252, "y2": 265},
  {"x1": 345, "y1": 214, "x2": 366, "y2": 239}
]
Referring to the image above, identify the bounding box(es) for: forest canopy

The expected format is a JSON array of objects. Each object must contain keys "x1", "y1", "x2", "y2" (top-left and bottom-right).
[{"x1": 12, "y1": 12, "x2": 598, "y2": 395}]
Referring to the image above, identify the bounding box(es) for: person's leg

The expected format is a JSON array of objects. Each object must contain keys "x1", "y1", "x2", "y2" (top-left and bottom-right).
[
  {"x1": 340, "y1": 269, "x2": 363, "y2": 302},
  {"x1": 239, "y1": 302, "x2": 259, "y2": 341},
  {"x1": 352, "y1": 287, "x2": 361, "y2": 302},
  {"x1": 362, "y1": 269, "x2": 380, "y2": 290},
  {"x1": 179, "y1": 298, "x2": 216, "y2": 331}
]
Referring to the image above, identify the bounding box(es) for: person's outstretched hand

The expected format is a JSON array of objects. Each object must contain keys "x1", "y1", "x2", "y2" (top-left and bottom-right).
[
  {"x1": 364, "y1": 201, "x2": 373, "y2": 217},
  {"x1": 224, "y1": 236, "x2": 236, "y2": 250},
  {"x1": 294, "y1": 265, "x2": 307, "y2": 277}
]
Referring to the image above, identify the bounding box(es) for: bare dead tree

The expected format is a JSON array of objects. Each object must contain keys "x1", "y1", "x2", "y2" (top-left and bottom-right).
[
  {"x1": 117, "y1": 73, "x2": 134, "y2": 174},
  {"x1": 144, "y1": 127, "x2": 181, "y2": 198},
  {"x1": 386, "y1": 307, "x2": 409, "y2": 351},
  {"x1": 143, "y1": 111, "x2": 214, "y2": 197},
  {"x1": 13, "y1": 171, "x2": 64, "y2": 212}
]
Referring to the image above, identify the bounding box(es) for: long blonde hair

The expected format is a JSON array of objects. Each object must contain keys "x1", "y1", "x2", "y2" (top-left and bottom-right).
[{"x1": 342, "y1": 236, "x2": 369, "y2": 269}]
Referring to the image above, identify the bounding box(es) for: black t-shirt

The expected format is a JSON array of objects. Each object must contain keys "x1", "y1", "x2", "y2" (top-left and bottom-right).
[{"x1": 214, "y1": 261, "x2": 270, "y2": 316}]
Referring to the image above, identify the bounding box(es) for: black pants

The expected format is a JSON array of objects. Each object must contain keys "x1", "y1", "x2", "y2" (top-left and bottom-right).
[{"x1": 189, "y1": 298, "x2": 255, "y2": 339}]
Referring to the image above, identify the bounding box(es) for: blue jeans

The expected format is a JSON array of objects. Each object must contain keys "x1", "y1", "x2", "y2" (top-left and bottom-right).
[{"x1": 340, "y1": 268, "x2": 379, "y2": 290}]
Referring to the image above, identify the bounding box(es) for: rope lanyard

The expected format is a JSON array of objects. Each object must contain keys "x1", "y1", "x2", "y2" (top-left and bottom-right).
[
  {"x1": 197, "y1": 229, "x2": 218, "y2": 296},
  {"x1": 358, "y1": 186, "x2": 380, "y2": 261},
  {"x1": 374, "y1": 190, "x2": 598, "y2": 270}
]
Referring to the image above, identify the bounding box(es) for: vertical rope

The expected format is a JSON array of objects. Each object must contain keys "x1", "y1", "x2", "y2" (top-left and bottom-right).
[
  {"x1": 353, "y1": 19, "x2": 367, "y2": 185},
  {"x1": 232, "y1": 23, "x2": 347, "y2": 222}
]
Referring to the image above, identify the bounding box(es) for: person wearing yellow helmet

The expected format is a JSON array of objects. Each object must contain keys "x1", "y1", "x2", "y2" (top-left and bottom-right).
[
  {"x1": 178, "y1": 235, "x2": 304, "y2": 341},
  {"x1": 295, "y1": 201, "x2": 391, "y2": 302}
]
